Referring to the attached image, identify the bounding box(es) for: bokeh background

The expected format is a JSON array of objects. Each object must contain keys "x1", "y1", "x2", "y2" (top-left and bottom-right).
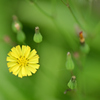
[{"x1": 0, "y1": 0, "x2": 100, "y2": 100}]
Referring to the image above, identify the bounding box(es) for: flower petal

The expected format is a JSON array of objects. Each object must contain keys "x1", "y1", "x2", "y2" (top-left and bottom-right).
[
  {"x1": 13, "y1": 67, "x2": 21, "y2": 76},
  {"x1": 22, "y1": 45, "x2": 26, "y2": 56},
  {"x1": 9, "y1": 64, "x2": 19, "y2": 73},
  {"x1": 28, "y1": 49, "x2": 37, "y2": 59},
  {"x1": 28, "y1": 55, "x2": 39, "y2": 64},
  {"x1": 25, "y1": 66, "x2": 32, "y2": 76},
  {"x1": 18, "y1": 67, "x2": 23, "y2": 78},
  {"x1": 8, "y1": 52, "x2": 16, "y2": 59},
  {"x1": 28, "y1": 64, "x2": 40, "y2": 69},
  {"x1": 6, "y1": 57, "x2": 17, "y2": 62},
  {"x1": 16, "y1": 45, "x2": 22, "y2": 56},
  {"x1": 11, "y1": 47, "x2": 19, "y2": 58},
  {"x1": 7, "y1": 62, "x2": 18, "y2": 68},
  {"x1": 24, "y1": 46, "x2": 31, "y2": 58},
  {"x1": 27, "y1": 66, "x2": 37, "y2": 74},
  {"x1": 22, "y1": 66, "x2": 27, "y2": 76}
]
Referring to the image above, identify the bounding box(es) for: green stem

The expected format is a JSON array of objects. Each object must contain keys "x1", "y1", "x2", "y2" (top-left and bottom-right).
[
  {"x1": 51, "y1": 18, "x2": 75, "y2": 51},
  {"x1": 61, "y1": 0, "x2": 86, "y2": 31},
  {"x1": 34, "y1": 2, "x2": 52, "y2": 19},
  {"x1": 51, "y1": 0, "x2": 57, "y2": 18},
  {"x1": 70, "y1": 70, "x2": 74, "y2": 76},
  {"x1": 89, "y1": 0, "x2": 93, "y2": 15}
]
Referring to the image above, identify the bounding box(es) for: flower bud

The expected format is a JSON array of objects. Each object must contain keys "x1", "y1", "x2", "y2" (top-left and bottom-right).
[
  {"x1": 80, "y1": 43, "x2": 90, "y2": 54},
  {"x1": 79, "y1": 31, "x2": 90, "y2": 54},
  {"x1": 33, "y1": 26, "x2": 43, "y2": 43},
  {"x1": 17, "y1": 30, "x2": 26, "y2": 43},
  {"x1": 67, "y1": 76, "x2": 77, "y2": 90},
  {"x1": 66, "y1": 52, "x2": 74, "y2": 71},
  {"x1": 12, "y1": 15, "x2": 23, "y2": 33},
  {"x1": 79, "y1": 31, "x2": 85, "y2": 45}
]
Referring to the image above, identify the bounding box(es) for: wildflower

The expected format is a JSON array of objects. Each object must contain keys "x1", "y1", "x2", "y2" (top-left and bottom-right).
[{"x1": 6, "y1": 45, "x2": 40, "y2": 78}]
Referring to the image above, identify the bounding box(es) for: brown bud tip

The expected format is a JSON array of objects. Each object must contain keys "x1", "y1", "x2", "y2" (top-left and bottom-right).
[
  {"x1": 35, "y1": 26, "x2": 39, "y2": 30},
  {"x1": 35, "y1": 26, "x2": 39, "y2": 33},
  {"x1": 15, "y1": 22, "x2": 20, "y2": 30},
  {"x1": 79, "y1": 31, "x2": 85, "y2": 44},
  {"x1": 79, "y1": 31, "x2": 83, "y2": 39},
  {"x1": 67, "y1": 52, "x2": 70, "y2": 56},
  {"x1": 72, "y1": 76, "x2": 76, "y2": 81}
]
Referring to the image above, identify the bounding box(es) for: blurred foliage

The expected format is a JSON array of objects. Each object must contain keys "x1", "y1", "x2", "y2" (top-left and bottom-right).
[{"x1": 0, "y1": 0, "x2": 100, "y2": 100}]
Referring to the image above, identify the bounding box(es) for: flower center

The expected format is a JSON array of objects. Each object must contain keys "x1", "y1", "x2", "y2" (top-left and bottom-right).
[{"x1": 17, "y1": 56, "x2": 28, "y2": 66}]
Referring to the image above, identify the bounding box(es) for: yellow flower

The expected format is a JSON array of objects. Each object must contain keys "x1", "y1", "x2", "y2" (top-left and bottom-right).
[{"x1": 6, "y1": 45, "x2": 40, "y2": 78}]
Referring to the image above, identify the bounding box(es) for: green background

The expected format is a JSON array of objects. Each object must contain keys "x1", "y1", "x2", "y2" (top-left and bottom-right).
[{"x1": 0, "y1": 0, "x2": 100, "y2": 100}]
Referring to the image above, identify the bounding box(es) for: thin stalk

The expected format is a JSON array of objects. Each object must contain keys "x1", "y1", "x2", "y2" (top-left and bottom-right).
[
  {"x1": 34, "y1": 2, "x2": 52, "y2": 19},
  {"x1": 70, "y1": 70, "x2": 74, "y2": 76},
  {"x1": 89, "y1": 0, "x2": 93, "y2": 15},
  {"x1": 51, "y1": 0, "x2": 57, "y2": 18},
  {"x1": 60, "y1": 0, "x2": 86, "y2": 31}
]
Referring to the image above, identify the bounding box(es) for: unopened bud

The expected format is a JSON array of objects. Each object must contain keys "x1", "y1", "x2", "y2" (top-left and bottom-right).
[
  {"x1": 35, "y1": 26, "x2": 39, "y2": 32},
  {"x1": 12, "y1": 15, "x2": 23, "y2": 32},
  {"x1": 79, "y1": 31, "x2": 85, "y2": 45},
  {"x1": 66, "y1": 52, "x2": 74, "y2": 71},
  {"x1": 15, "y1": 22, "x2": 20, "y2": 30},
  {"x1": 33, "y1": 26, "x2": 43, "y2": 43},
  {"x1": 80, "y1": 43, "x2": 90, "y2": 54},
  {"x1": 17, "y1": 30, "x2": 26, "y2": 43},
  {"x1": 71, "y1": 76, "x2": 76, "y2": 82},
  {"x1": 67, "y1": 52, "x2": 70, "y2": 55},
  {"x1": 67, "y1": 76, "x2": 77, "y2": 90},
  {"x1": 12, "y1": 21, "x2": 23, "y2": 32},
  {"x1": 79, "y1": 32, "x2": 90, "y2": 54}
]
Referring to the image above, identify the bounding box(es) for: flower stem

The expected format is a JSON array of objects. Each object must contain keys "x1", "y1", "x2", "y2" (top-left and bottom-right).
[
  {"x1": 70, "y1": 70, "x2": 74, "y2": 76},
  {"x1": 89, "y1": 0, "x2": 93, "y2": 15},
  {"x1": 34, "y1": 2, "x2": 53, "y2": 19},
  {"x1": 51, "y1": 0, "x2": 57, "y2": 18},
  {"x1": 60, "y1": 0, "x2": 86, "y2": 31}
]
